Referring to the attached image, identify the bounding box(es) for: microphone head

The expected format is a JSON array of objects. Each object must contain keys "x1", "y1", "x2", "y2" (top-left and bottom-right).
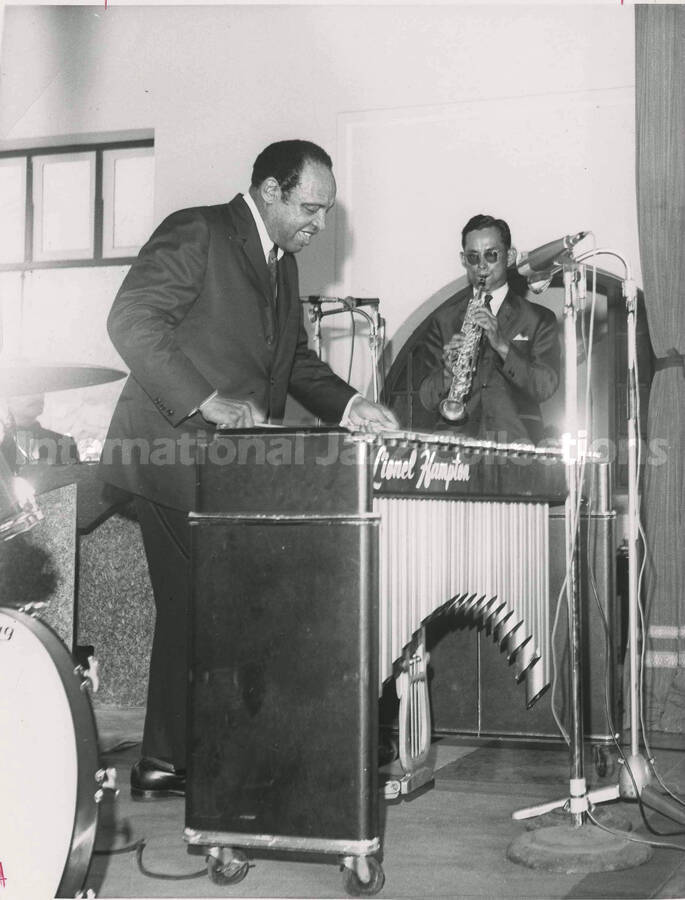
[
  {"x1": 527, "y1": 275, "x2": 554, "y2": 295},
  {"x1": 569, "y1": 230, "x2": 589, "y2": 247}
]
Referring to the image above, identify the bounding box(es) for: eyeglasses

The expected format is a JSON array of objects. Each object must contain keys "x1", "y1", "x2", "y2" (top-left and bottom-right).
[{"x1": 463, "y1": 249, "x2": 502, "y2": 266}]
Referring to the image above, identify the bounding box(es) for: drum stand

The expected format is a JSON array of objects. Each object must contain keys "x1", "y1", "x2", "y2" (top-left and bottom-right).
[{"x1": 507, "y1": 250, "x2": 653, "y2": 872}]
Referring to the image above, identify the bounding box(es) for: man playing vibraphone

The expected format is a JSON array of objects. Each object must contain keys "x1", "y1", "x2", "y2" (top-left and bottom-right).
[{"x1": 101, "y1": 139, "x2": 398, "y2": 800}]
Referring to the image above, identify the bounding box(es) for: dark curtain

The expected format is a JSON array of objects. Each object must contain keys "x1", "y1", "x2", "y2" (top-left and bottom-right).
[{"x1": 635, "y1": 5, "x2": 685, "y2": 732}]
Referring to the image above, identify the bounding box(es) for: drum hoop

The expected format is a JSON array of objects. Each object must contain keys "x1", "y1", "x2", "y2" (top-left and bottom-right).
[{"x1": 1, "y1": 608, "x2": 100, "y2": 898}]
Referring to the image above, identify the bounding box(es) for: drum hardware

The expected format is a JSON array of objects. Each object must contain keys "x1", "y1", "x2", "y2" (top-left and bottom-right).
[
  {"x1": 0, "y1": 361, "x2": 126, "y2": 397},
  {"x1": 94, "y1": 767, "x2": 119, "y2": 803},
  {"x1": 75, "y1": 653, "x2": 101, "y2": 693},
  {"x1": 0, "y1": 469, "x2": 44, "y2": 540},
  {"x1": 14, "y1": 599, "x2": 48, "y2": 615}
]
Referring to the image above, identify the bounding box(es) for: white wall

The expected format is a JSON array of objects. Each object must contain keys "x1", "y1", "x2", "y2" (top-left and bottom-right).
[{"x1": 0, "y1": 4, "x2": 637, "y2": 407}]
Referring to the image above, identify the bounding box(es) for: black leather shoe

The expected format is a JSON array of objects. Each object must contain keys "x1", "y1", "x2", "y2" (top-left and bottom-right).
[{"x1": 131, "y1": 757, "x2": 186, "y2": 800}]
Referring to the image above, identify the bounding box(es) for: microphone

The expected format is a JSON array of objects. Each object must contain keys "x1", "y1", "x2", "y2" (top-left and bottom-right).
[
  {"x1": 301, "y1": 295, "x2": 380, "y2": 308},
  {"x1": 517, "y1": 231, "x2": 588, "y2": 278}
]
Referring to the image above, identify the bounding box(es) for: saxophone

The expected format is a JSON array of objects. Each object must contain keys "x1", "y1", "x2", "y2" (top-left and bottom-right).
[{"x1": 439, "y1": 276, "x2": 488, "y2": 423}]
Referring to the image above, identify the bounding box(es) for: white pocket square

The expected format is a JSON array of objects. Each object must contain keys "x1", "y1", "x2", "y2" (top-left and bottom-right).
[{"x1": 512, "y1": 333, "x2": 529, "y2": 341}]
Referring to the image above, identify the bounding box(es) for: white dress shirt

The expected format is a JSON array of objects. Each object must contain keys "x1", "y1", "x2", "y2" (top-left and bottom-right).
[{"x1": 479, "y1": 281, "x2": 508, "y2": 316}]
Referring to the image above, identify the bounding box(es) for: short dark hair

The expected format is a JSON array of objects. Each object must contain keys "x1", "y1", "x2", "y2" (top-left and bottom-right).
[
  {"x1": 461, "y1": 214, "x2": 512, "y2": 250},
  {"x1": 251, "y1": 140, "x2": 333, "y2": 198}
]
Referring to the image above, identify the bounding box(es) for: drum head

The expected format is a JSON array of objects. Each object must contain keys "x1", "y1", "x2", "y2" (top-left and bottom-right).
[{"x1": 0, "y1": 608, "x2": 99, "y2": 898}]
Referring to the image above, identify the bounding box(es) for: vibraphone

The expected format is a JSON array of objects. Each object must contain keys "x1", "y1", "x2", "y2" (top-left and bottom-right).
[
  {"x1": 184, "y1": 428, "x2": 568, "y2": 892},
  {"x1": 363, "y1": 430, "x2": 566, "y2": 794}
]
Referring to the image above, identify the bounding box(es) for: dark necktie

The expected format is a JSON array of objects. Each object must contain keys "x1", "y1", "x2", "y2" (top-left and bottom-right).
[
  {"x1": 267, "y1": 243, "x2": 279, "y2": 305},
  {"x1": 478, "y1": 294, "x2": 494, "y2": 364}
]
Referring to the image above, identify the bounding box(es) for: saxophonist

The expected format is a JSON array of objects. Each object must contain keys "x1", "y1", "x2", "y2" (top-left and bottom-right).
[{"x1": 418, "y1": 214, "x2": 561, "y2": 444}]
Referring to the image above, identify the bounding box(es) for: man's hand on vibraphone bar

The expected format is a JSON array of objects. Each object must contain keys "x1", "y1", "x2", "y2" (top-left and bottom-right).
[{"x1": 345, "y1": 396, "x2": 399, "y2": 433}]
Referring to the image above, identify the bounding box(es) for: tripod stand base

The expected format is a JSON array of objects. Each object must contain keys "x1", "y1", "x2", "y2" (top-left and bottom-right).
[
  {"x1": 523, "y1": 804, "x2": 633, "y2": 833},
  {"x1": 507, "y1": 822, "x2": 652, "y2": 873}
]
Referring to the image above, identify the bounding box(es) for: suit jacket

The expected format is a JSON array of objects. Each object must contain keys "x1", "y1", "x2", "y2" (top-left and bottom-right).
[
  {"x1": 101, "y1": 195, "x2": 356, "y2": 510},
  {"x1": 418, "y1": 285, "x2": 560, "y2": 443}
]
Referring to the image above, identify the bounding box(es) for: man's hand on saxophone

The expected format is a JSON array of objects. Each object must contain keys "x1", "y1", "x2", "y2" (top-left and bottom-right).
[
  {"x1": 469, "y1": 306, "x2": 510, "y2": 361},
  {"x1": 441, "y1": 304, "x2": 509, "y2": 380},
  {"x1": 442, "y1": 332, "x2": 465, "y2": 377}
]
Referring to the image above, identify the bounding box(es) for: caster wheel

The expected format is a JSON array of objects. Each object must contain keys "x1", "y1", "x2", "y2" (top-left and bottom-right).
[
  {"x1": 342, "y1": 856, "x2": 385, "y2": 896},
  {"x1": 206, "y1": 848, "x2": 249, "y2": 885}
]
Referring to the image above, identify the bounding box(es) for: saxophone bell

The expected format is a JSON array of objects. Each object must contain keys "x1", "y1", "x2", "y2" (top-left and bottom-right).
[{"x1": 438, "y1": 397, "x2": 466, "y2": 423}]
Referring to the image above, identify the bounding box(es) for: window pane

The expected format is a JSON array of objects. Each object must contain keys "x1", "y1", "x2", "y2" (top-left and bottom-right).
[
  {"x1": 0, "y1": 271, "x2": 24, "y2": 355},
  {"x1": 0, "y1": 159, "x2": 27, "y2": 264},
  {"x1": 33, "y1": 153, "x2": 94, "y2": 260},
  {"x1": 103, "y1": 148, "x2": 155, "y2": 257}
]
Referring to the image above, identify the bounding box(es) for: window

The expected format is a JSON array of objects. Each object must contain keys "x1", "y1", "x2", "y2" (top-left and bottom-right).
[
  {"x1": 0, "y1": 138, "x2": 154, "y2": 269},
  {"x1": 32, "y1": 152, "x2": 96, "y2": 261},
  {"x1": 102, "y1": 147, "x2": 155, "y2": 257},
  {"x1": 0, "y1": 137, "x2": 155, "y2": 456}
]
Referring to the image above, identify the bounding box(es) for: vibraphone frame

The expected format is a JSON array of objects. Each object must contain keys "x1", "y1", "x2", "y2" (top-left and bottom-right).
[{"x1": 184, "y1": 427, "x2": 573, "y2": 892}]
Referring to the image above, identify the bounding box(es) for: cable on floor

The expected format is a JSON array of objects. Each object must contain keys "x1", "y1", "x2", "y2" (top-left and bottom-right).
[
  {"x1": 93, "y1": 838, "x2": 207, "y2": 880},
  {"x1": 135, "y1": 840, "x2": 207, "y2": 880},
  {"x1": 587, "y1": 808, "x2": 685, "y2": 852}
]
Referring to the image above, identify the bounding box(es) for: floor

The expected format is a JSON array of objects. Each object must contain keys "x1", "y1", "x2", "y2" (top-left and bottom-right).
[{"x1": 79, "y1": 707, "x2": 685, "y2": 900}]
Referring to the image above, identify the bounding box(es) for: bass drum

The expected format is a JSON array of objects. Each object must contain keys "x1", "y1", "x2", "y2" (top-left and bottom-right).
[{"x1": 0, "y1": 607, "x2": 99, "y2": 898}]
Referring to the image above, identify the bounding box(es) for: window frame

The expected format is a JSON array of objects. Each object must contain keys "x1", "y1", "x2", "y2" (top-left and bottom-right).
[{"x1": 0, "y1": 138, "x2": 154, "y2": 272}]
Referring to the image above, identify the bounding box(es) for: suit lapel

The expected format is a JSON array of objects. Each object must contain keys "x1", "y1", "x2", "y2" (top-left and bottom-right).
[
  {"x1": 479, "y1": 288, "x2": 519, "y2": 376},
  {"x1": 222, "y1": 195, "x2": 272, "y2": 306},
  {"x1": 221, "y1": 197, "x2": 299, "y2": 347},
  {"x1": 496, "y1": 289, "x2": 520, "y2": 337}
]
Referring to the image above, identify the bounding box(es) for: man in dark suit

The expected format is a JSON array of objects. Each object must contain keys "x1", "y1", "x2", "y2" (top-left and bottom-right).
[
  {"x1": 419, "y1": 214, "x2": 560, "y2": 443},
  {"x1": 101, "y1": 140, "x2": 397, "y2": 798}
]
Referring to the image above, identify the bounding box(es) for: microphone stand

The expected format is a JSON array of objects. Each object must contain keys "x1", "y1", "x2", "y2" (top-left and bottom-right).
[
  {"x1": 310, "y1": 299, "x2": 324, "y2": 363},
  {"x1": 571, "y1": 250, "x2": 652, "y2": 800},
  {"x1": 304, "y1": 297, "x2": 384, "y2": 403},
  {"x1": 507, "y1": 248, "x2": 652, "y2": 873}
]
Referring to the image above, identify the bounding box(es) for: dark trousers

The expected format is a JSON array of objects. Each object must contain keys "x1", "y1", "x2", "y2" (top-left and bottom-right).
[{"x1": 134, "y1": 497, "x2": 191, "y2": 769}]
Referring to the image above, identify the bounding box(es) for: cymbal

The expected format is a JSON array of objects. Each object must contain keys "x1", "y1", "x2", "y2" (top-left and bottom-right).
[{"x1": 0, "y1": 362, "x2": 126, "y2": 397}]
